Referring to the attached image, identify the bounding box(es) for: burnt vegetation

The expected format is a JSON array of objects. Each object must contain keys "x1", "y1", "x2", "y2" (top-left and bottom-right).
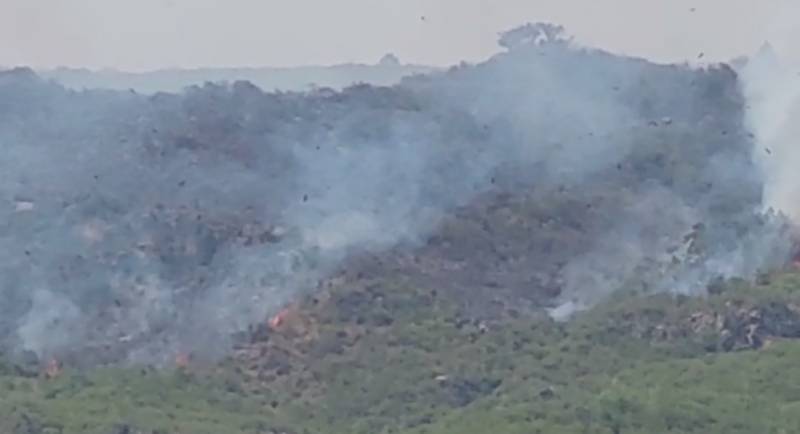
[{"x1": 0, "y1": 24, "x2": 797, "y2": 434}]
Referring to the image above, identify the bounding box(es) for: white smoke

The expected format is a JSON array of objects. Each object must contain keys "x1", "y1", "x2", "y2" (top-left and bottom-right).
[
  {"x1": 0, "y1": 23, "x2": 793, "y2": 366},
  {"x1": 739, "y1": 7, "x2": 800, "y2": 220}
]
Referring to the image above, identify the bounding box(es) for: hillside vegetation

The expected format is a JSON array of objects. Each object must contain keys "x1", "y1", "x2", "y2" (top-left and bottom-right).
[
  {"x1": 2, "y1": 270, "x2": 800, "y2": 434},
  {"x1": 0, "y1": 24, "x2": 795, "y2": 434}
]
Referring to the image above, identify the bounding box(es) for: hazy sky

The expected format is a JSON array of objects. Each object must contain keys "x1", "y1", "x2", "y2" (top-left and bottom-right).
[{"x1": 1, "y1": 0, "x2": 797, "y2": 71}]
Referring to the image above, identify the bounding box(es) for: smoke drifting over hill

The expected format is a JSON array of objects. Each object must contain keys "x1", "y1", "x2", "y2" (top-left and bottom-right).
[
  {"x1": 739, "y1": 43, "x2": 800, "y2": 223},
  {"x1": 0, "y1": 24, "x2": 792, "y2": 368}
]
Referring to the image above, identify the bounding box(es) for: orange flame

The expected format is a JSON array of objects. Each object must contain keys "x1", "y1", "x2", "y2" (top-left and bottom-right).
[{"x1": 269, "y1": 308, "x2": 290, "y2": 329}]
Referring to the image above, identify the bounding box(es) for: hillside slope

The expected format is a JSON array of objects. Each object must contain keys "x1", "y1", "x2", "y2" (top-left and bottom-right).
[
  {"x1": 1, "y1": 36, "x2": 788, "y2": 367},
  {"x1": 3, "y1": 270, "x2": 800, "y2": 433},
  {"x1": 0, "y1": 24, "x2": 796, "y2": 434}
]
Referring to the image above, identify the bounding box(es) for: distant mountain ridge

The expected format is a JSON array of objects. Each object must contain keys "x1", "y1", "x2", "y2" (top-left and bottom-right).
[{"x1": 36, "y1": 57, "x2": 438, "y2": 94}]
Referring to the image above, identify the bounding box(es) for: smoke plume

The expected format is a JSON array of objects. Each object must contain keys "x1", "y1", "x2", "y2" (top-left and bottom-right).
[
  {"x1": 0, "y1": 24, "x2": 792, "y2": 367},
  {"x1": 738, "y1": 38, "x2": 800, "y2": 221}
]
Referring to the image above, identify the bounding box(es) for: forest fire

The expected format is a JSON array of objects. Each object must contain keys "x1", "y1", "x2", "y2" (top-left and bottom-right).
[
  {"x1": 0, "y1": 23, "x2": 792, "y2": 380},
  {"x1": 264, "y1": 304, "x2": 315, "y2": 342},
  {"x1": 269, "y1": 308, "x2": 291, "y2": 329}
]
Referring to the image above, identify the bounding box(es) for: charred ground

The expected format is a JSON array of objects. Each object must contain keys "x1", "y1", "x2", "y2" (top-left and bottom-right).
[{"x1": 0, "y1": 26, "x2": 796, "y2": 434}]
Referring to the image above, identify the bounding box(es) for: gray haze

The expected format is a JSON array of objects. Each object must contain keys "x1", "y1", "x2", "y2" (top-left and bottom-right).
[
  {"x1": 0, "y1": 25, "x2": 792, "y2": 367},
  {"x1": 38, "y1": 63, "x2": 440, "y2": 94},
  {"x1": 2, "y1": 0, "x2": 799, "y2": 70}
]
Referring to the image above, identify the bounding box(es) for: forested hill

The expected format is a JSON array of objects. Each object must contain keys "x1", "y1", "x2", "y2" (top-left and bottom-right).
[{"x1": 0, "y1": 24, "x2": 795, "y2": 434}]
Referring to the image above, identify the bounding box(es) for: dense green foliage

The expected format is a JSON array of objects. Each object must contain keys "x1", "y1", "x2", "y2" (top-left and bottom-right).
[{"x1": 3, "y1": 271, "x2": 800, "y2": 434}]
